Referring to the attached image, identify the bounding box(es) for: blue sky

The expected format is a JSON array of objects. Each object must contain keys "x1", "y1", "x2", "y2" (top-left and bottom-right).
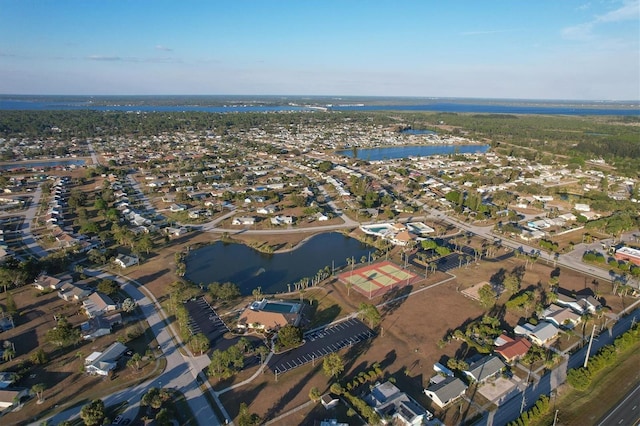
[{"x1": 1, "y1": 0, "x2": 638, "y2": 100}]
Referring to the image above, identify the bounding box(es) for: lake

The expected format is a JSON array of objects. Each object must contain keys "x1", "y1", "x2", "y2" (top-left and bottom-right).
[
  {"x1": 337, "y1": 144, "x2": 490, "y2": 160},
  {"x1": 0, "y1": 159, "x2": 86, "y2": 170},
  {"x1": 184, "y1": 232, "x2": 374, "y2": 295}
]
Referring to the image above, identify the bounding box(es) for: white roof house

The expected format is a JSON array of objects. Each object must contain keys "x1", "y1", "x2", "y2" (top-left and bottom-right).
[
  {"x1": 514, "y1": 321, "x2": 559, "y2": 346},
  {"x1": 85, "y1": 341, "x2": 128, "y2": 376},
  {"x1": 232, "y1": 216, "x2": 256, "y2": 226},
  {"x1": 114, "y1": 254, "x2": 139, "y2": 269}
]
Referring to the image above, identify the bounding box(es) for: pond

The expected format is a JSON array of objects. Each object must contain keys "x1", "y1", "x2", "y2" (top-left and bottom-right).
[
  {"x1": 0, "y1": 159, "x2": 86, "y2": 170},
  {"x1": 184, "y1": 232, "x2": 374, "y2": 295},
  {"x1": 336, "y1": 144, "x2": 489, "y2": 161}
]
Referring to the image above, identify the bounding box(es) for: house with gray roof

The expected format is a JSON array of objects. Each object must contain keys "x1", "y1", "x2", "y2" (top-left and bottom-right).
[
  {"x1": 463, "y1": 355, "x2": 506, "y2": 383},
  {"x1": 424, "y1": 376, "x2": 467, "y2": 408},
  {"x1": 366, "y1": 381, "x2": 433, "y2": 425}
]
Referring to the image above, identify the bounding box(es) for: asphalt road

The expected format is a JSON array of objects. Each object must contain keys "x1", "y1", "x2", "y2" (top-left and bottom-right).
[
  {"x1": 38, "y1": 271, "x2": 224, "y2": 426},
  {"x1": 597, "y1": 382, "x2": 640, "y2": 426}
]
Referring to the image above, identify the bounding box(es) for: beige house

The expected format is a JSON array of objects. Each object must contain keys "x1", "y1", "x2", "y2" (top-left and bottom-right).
[{"x1": 237, "y1": 299, "x2": 301, "y2": 331}]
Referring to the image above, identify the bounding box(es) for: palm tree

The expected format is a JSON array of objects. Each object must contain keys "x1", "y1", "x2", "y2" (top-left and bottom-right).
[
  {"x1": 252, "y1": 286, "x2": 262, "y2": 301},
  {"x1": 2, "y1": 342, "x2": 15, "y2": 362},
  {"x1": 32, "y1": 383, "x2": 46, "y2": 403}
]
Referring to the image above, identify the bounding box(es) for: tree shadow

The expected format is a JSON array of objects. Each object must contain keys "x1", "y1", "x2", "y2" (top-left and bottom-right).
[
  {"x1": 136, "y1": 268, "x2": 170, "y2": 285},
  {"x1": 380, "y1": 285, "x2": 413, "y2": 317},
  {"x1": 379, "y1": 350, "x2": 397, "y2": 371},
  {"x1": 307, "y1": 304, "x2": 341, "y2": 329},
  {"x1": 220, "y1": 381, "x2": 267, "y2": 419},
  {"x1": 511, "y1": 264, "x2": 526, "y2": 281},
  {"x1": 263, "y1": 366, "x2": 318, "y2": 421},
  {"x1": 489, "y1": 268, "x2": 507, "y2": 287}
]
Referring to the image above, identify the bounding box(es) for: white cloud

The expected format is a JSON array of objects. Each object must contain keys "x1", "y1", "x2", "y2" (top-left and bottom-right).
[
  {"x1": 595, "y1": 0, "x2": 639, "y2": 23},
  {"x1": 155, "y1": 45, "x2": 173, "y2": 52},
  {"x1": 562, "y1": 22, "x2": 595, "y2": 40},
  {"x1": 563, "y1": 0, "x2": 640, "y2": 40}
]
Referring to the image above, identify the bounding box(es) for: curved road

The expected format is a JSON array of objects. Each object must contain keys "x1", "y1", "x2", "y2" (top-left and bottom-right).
[
  {"x1": 33, "y1": 270, "x2": 226, "y2": 426},
  {"x1": 20, "y1": 185, "x2": 226, "y2": 426}
]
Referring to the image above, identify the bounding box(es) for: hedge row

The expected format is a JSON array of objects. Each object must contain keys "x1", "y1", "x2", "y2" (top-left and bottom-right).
[
  {"x1": 567, "y1": 322, "x2": 640, "y2": 391},
  {"x1": 507, "y1": 394, "x2": 550, "y2": 426}
]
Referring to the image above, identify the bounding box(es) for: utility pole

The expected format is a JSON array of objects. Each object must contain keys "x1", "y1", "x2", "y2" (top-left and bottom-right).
[
  {"x1": 584, "y1": 324, "x2": 597, "y2": 368},
  {"x1": 521, "y1": 367, "x2": 531, "y2": 414}
]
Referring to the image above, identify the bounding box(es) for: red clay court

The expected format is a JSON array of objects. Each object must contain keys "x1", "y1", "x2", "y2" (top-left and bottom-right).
[{"x1": 337, "y1": 260, "x2": 421, "y2": 299}]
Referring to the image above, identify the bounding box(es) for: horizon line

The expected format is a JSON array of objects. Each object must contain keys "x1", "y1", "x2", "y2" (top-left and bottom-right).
[{"x1": 1, "y1": 93, "x2": 639, "y2": 103}]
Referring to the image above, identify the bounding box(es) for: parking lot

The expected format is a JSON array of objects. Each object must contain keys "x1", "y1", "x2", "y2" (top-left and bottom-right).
[
  {"x1": 184, "y1": 297, "x2": 230, "y2": 344},
  {"x1": 268, "y1": 317, "x2": 374, "y2": 375}
]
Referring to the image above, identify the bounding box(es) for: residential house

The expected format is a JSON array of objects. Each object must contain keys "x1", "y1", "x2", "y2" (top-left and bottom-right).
[
  {"x1": 579, "y1": 211, "x2": 599, "y2": 221},
  {"x1": 555, "y1": 291, "x2": 601, "y2": 315},
  {"x1": 463, "y1": 355, "x2": 506, "y2": 383},
  {"x1": 494, "y1": 334, "x2": 532, "y2": 364},
  {"x1": 365, "y1": 381, "x2": 432, "y2": 425},
  {"x1": 542, "y1": 304, "x2": 581, "y2": 329},
  {"x1": 232, "y1": 216, "x2": 256, "y2": 226},
  {"x1": 574, "y1": 203, "x2": 590, "y2": 212},
  {"x1": 114, "y1": 253, "x2": 139, "y2": 269},
  {"x1": 558, "y1": 213, "x2": 577, "y2": 222},
  {"x1": 33, "y1": 273, "x2": 72, "y2": 291},
  {"x1": 57, "y1": 282, "x2": 92, "y2": 302},
  {"x1": 424, "y1": 376, "x2": 468, "y2": 408},
  {"x1": 270, "y1": 215, "x2": 294, "y2": 226},
  {"x1": 83, "y1": 292, "x2": 118, "y2": 318},
  {"x1": 514, "y1": 321, "x2": 559, "y2": 346},
  {"x1": 164, "y1": 226, "x2": 188, "y2": 238},
  {"x1": 256, "y1": 205, "x2": 278, "y2": 215},
  {"x1": 84, "y1": 341, "x2": 128, "y2": 376},
  {"x1": 169, "y1": 203, "x2": 187, "y2": 212},
  {"x1": 0, "y1": 388, "x2": 29, "y2": 412},
  {"x1": 81, "y1": 313, "x2": 122, "y2": 340}
]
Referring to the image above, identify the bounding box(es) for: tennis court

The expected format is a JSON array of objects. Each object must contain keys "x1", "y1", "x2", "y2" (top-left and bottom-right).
[{"x1": 338, "y1": 260, "x2": 420, "y2": 299}]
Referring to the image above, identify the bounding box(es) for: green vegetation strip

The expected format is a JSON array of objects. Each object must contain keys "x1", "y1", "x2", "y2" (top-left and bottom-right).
[{"x1": 537, "y1": 340, "x2": 640, "y2": 425}]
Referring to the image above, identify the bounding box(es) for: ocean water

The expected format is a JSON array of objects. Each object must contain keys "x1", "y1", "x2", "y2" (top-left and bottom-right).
[{"x1": 0, "y1": 96, "x2": 637, "y2": 116}]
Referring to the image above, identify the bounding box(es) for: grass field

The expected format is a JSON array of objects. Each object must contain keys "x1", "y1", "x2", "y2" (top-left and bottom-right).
[{"x1": 537, "y1": 341, "x2": 640, "y2": 425}]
